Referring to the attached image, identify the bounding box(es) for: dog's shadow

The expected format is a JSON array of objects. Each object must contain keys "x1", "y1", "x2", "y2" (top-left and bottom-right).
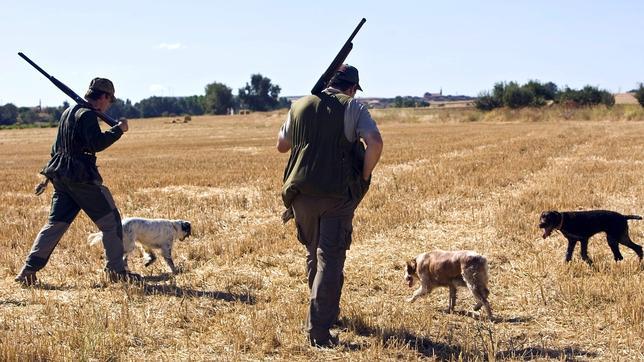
[
  {"x1": 449, "y1": 310, "x2": 533, "y2": 324},
  {"x1": 141, "y1": 283, "x2": 255, "y2": 304}
]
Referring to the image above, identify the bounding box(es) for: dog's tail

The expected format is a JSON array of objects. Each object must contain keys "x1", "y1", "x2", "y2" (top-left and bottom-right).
[
  {"x1": 625, "y1": 215, "x2": 642, "y2": 221},
  {"x1": 87, "y1": 232, "x2": 104, "y2": 246}
]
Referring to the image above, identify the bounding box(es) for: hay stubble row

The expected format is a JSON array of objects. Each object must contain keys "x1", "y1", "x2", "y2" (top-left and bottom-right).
[{"x1": 0, "y1": 108, "x2": 642, "y2": 360}]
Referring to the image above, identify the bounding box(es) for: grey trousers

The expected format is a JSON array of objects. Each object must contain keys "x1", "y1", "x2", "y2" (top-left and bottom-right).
[
  {"x1": 292, "y1": 193, "x2": 357, "y2": 341},
  {"x1": 23, "y1": 179, "x2": 125, "y2": 273}
]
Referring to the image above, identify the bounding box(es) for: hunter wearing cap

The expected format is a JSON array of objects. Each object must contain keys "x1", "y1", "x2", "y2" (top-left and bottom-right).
[
  {"x1": 277, "y1": 64, "x2": 383, "y2": 347},
  {"x1": 15, "y1": 78, "x2": 141, "y2": 285}
]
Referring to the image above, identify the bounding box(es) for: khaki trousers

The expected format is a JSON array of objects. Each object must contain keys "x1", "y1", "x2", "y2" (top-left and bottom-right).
[{"x1": 292, "y1": 193, "x2": 357, "y2": 341}]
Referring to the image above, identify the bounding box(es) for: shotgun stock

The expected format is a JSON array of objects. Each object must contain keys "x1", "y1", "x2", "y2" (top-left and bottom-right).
[{"x1": 18, "y1": 52, "x2": 119, "y2": 127}]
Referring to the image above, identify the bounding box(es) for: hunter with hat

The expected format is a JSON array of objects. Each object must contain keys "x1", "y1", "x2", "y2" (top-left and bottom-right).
[
  {"x1": 277, "y1": 64, "x2": 383, "y2": 347},
  {"x1": 15, "y1": 77, "x2": 142, "y2": 285}
]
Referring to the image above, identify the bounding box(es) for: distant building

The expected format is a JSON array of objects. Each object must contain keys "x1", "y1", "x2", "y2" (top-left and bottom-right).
[{"x1": 423, "y1": 89, "x2": 474, "y2": 102}]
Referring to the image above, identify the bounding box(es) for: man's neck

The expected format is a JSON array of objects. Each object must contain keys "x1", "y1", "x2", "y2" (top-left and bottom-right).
[{"x1": 326, "y1": 87, "x2": 354, "y2": 97}]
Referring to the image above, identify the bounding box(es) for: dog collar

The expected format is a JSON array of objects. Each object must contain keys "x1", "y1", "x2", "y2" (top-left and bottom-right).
[{"x1": 556, "y1": 215, "x2": 564, "y2": 230}]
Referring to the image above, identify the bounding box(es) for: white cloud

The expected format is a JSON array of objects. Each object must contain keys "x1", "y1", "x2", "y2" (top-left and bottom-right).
[
  {"x1": 158, "y1": 43, "x2": 183, "y2": 50},
  {"x1": 149, "y1": 84, "x2": 168, "y2": 94}
]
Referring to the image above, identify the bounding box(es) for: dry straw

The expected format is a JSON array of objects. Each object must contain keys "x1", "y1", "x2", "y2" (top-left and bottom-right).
[{"x1": 0, "y1": 107, "x2": 642, "y2": 360}]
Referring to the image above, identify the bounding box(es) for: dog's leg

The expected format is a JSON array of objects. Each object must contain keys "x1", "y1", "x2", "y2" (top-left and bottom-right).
[
  {"x1": 123, "y1": 255, "x2": 130, "y2": 272},
  {"x1": 448, "y1": 285, "x2": 457, "y2": 313},
  {"x1": 470, "y1": 286, "x2": 493, "y2": 320},
  {"x1": 606, "y1": 236, "x2": 624, "y2": 261},
  {"x1": 144, "y1": 250, "x2": 157, "y2": 267},
  {"x1": 619, "y1": 234, "x2": 643, "y2": 260},
  {"x1": 481, "y1": 296, "x2": 493, "y2": 320},
  {"x1": 161, "y1": 246, "x2": 178, "y2": 274},
  {"x1": 579, "y1": 239, "x2": 593, "y2": 265},
  {"x1": 406, "y1": 285, "x2": 429, "y2": 303},
  {"x1": 463, "y1": 267, "x2": 493, "y2": 320},
  {"x1": 565, "y1": 239, "x2": 578, "y2": 262}
]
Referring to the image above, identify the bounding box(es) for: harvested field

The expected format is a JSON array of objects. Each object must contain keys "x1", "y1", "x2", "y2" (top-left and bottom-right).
[{"x1": 0, "y1": 107, "x2": 642, "y2": 360}]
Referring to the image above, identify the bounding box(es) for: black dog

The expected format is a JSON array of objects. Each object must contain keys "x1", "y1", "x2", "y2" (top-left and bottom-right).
[{"x1": 539, "y1": 210, "x2": 642, "y2": 264}]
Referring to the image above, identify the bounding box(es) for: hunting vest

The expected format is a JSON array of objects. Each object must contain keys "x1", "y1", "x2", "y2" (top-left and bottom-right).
[
  {"x1": 41, "y1": 105, "x2": 102, "y2": 183},
  {"x1": 281, "y1": 90, "x2": 364, "y2": 207}
]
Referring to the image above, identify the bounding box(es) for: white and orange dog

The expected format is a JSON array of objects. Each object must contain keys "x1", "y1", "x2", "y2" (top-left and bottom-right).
[
  {"x1": 405, "y1": 250, "x2": 493, "y2": 319},
  {"x1": 88, "y1": 217, "x2": 192, "y2": 274}
]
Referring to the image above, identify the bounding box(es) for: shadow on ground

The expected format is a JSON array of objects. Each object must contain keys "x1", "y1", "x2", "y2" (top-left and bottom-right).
[
  {"x1": 0, "y1": 298, "x2": 27, "y2": 306},
  {"x1": 496, "y1": 346, "x2": 598, "y2": 360},
  {"x1": 141, "y1": 283, "x2": 255, "y2": 304},
  {"x1": 339, "y1": 316, "x2": 464, "y2": 359}
]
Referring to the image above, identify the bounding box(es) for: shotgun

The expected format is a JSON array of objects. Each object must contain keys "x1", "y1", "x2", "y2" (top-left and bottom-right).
[
  {"x1": 310, "y1": 18, "x2": 366, "y2": 95},
  {"x1": 18, "y1": 52, "x2": 119, "y2": 127}
]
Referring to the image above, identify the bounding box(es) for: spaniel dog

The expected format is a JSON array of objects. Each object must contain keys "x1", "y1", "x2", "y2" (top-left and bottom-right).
[
  {"x1": 89, "y1": 217, "x2": 192, "y2": 274},
  {"x1": 405, "y1": 250, "x2": 493, "y2": 319}
]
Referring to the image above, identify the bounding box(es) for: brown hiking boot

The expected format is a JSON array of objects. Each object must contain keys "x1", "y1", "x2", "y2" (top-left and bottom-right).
[
  {"x1": 15, "y1": 268, "x2": 38, "y2": 286},
  {"x1": 106, "y1": 270, "x2": 143, "y2": 284}
]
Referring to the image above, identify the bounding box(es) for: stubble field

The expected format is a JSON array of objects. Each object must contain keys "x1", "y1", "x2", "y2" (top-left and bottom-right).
[{"x1": 0, "y1": 106, "x2": 642, "y2": 360}]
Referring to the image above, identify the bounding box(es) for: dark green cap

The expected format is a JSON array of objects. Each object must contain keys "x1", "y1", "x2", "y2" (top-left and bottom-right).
[{"x1": 331, "y1": 64, "x2": 362, "y2": 91}]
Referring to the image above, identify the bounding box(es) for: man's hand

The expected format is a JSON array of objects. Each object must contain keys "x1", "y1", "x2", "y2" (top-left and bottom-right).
[{"x1": 118, "y1": 118, "x2": 129, "y2": 133}]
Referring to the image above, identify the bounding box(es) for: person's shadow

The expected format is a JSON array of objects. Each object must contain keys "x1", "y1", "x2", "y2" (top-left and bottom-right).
[{"x1": 336, "y1": 315, "x2": 463, "y2": 358}]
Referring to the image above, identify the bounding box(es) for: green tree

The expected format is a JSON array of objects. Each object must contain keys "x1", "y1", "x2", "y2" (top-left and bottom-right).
[
  {"x1": 18, "y1": 107, "x2": 40, "y2": 124},
  {"x1": 559, "y1": 85, "x2": 614, "y2": 107},
  {"x1": 503, "y1": 82, "x2": 535, "y2": 108},
  {"x1": 204, "y1": 82, "x2": 234, "y2": 115},
  {"x1": 107, "y1": 98, "x2": 141, "y2": 119},
  {"x1": 475, "y1": 91, "x2": 502, "y2": 111},
  {"x1": 0, "y1": 103, "x2": 19, "y2": 125},
  {"x1": 635, "y1": 83, "x2": 644, "y2": 107},
  {"x1": 238, "y1": 74, "x2": 282, "y2": 111},
  {"x1": 524, "y1": 80, "x2": 558, "y2": 104}
]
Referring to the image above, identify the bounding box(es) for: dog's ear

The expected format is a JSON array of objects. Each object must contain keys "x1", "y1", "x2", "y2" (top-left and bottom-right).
[
  {"x1": 181, "y1": 221, "x2": 192, "y2": 236},
  {"x1": 406, "y1": 259, "x2": 417, "y2": 274}
]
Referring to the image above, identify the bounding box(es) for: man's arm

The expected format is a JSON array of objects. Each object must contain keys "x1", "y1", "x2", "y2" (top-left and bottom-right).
[
  {"x1": 362, "y1": 131, "x2": 383, "y2": 180},
  {"x1": 81, "y1": 111, "x2": 123, "y2": 153},
  {"x1": 276, "y1": 132, "x2": 291, "y2": 153},
  {"x1": 276, "y1": 111, "x2": 292, "y2": 153}
]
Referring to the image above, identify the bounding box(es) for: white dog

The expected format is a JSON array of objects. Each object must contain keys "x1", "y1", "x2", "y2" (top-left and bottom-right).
[{"x1": 88, "y1": 217, "x2": 192, "y2": 274}]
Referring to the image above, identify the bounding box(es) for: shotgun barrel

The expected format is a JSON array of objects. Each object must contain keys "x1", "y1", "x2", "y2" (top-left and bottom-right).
[
  {"x1": 18, "y1": 52, "x2": 119, "y2": 127},
  {"x1": 310, "y1": 18, "x2": 366, "y2": 95}
]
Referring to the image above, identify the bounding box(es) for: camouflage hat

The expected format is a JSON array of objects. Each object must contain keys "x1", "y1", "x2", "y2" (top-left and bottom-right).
[
  {"x1": 331, "y1": 64, "x2": 362, "y2": 91},
  {"x1": 88, "y1": 77, "x2": 115, "y2": 101}
]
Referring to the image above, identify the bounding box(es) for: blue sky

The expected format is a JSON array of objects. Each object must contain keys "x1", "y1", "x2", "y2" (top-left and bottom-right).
[{"x1": 1, "y1": 0, "x2": 642, "y2": 107}]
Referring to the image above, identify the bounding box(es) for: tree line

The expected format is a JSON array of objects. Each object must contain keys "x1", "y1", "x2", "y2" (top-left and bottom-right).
[
  {"x1": 475, "y1": 80, "x2": 644, "y2": 111},
  {"x1": 0, "y1": 73, "x2": 290, "y2": 126}
]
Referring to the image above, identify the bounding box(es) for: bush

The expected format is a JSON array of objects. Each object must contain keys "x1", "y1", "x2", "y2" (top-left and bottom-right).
[
  {"x1": 503, "y1": 82, "x2": 535, "y2": 109},
  {"x1": 600, "y1": 91, "x2": 615, "y2": 107},
  {"x1": 635, "y1": 84, "x2": 644, "y2": 107},
  {"x1": 475, "y1": 91, "x2": 502, "y2": 111},
  {"x1": 559, "y1": 85, "x2": 614, "y2": 107}
]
